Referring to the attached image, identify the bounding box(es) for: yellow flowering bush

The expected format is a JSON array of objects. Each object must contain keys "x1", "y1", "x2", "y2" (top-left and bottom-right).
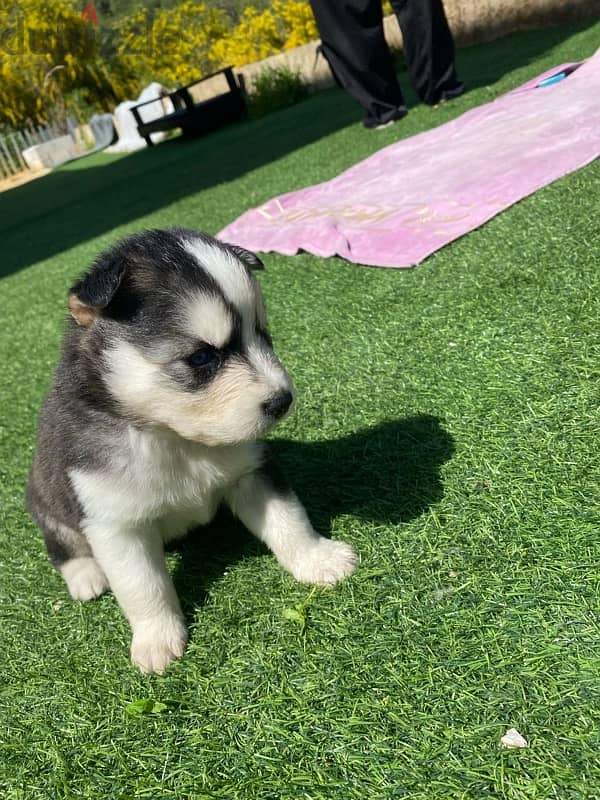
[
  {"x1": 210, "y1": 1, "x2": 318, "y2": 69},
  {"x1": 210, "y1": 6, "x2": 282, "y2": 67},
  {"x1": 0, "y1": 0, "x2": 321, "y2": 129},
  {"x1": 0, "y1": 0, "x2": 97, "y2": 126},
  {"x1": 114, "y1": 1, "x2": 229, "y2": 88},
  {"x1": 279, "y1": 0, "x2": 320, "y2": 50}
]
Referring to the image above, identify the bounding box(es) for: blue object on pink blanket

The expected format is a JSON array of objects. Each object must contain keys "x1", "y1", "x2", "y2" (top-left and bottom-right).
[
  {"x1": 536, "y1": 64, "x2": 582, "y2": 88},
  {"x1": 537, "y1": 71, "x2": 569, "y2": 87}
]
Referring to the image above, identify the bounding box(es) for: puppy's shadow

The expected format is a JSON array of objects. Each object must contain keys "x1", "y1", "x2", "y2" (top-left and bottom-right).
[{"x1": 172, "y1": 414, "x2": 454, "y2": 618}]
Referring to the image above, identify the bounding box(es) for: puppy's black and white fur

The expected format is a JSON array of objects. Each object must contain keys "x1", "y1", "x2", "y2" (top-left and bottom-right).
[{"x1": 26, "y1": 229, "x2": 357, "y2": 673}]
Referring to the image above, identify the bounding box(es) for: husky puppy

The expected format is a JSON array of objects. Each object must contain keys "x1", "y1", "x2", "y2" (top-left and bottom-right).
[{"x1": 26, "y1": 229, "x2": 358, "y2": 673}]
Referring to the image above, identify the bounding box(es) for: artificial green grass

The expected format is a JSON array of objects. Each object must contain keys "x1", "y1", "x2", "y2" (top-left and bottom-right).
[{"x1": 1, "y1": 19, "x2": 600, "y2": 799}]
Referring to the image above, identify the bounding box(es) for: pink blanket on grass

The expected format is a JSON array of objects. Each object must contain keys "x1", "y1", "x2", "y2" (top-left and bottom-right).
[{"x1": 218, "y1": 50, "x2": 600, "y2": 268}]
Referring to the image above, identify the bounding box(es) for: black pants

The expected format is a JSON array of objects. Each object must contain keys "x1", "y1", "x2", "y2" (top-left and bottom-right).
[{"x1": 309, "y1": 0, "x2": 460, "y2": 124}]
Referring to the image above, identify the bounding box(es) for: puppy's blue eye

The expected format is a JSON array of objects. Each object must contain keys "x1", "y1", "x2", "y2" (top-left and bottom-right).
[{"x1": 188, "y1": 347, "x2": 218, "y2": 368}]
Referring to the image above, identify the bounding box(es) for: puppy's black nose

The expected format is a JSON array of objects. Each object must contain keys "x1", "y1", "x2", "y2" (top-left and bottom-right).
[{"x1": 262, "y1": 391, "x2": 293, "y2": 419}]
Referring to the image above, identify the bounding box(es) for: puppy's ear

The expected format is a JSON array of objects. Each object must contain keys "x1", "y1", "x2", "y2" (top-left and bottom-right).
[
  {"x1": 68, "y1": 255, "x2": 126, "y2": 327},
  {"x1": 228, "y1": 244, "x2": 264, "y2": 271}
]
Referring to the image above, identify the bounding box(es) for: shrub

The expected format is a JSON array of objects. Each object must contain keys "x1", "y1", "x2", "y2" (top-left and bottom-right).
[{"x1": 247, "y1": 65, "x2": 309, "y2": 118}]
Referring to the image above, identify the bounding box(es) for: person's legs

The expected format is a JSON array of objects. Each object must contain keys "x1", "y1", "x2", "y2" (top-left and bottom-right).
[
  {"x1": 309, "y1": 0, "x2": 407, "y2": 126},
  {"x1": 390, "y1": 0, "x2": 463, "y2": 105}
]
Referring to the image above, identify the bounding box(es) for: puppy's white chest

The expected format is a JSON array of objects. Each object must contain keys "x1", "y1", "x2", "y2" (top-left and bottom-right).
[{"x1": 70, "y1": 429, "x2": 261, "y2": 526}]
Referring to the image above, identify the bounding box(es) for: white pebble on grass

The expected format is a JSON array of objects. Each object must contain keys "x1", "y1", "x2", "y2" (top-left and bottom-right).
[{"x1": 500, "y1": 728, "x2": 528, "y2": 749}]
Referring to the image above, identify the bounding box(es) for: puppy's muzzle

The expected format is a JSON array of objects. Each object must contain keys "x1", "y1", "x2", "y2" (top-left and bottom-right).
[{"x1": 262, "y1": 390, "x2": 293, "y2": 420}]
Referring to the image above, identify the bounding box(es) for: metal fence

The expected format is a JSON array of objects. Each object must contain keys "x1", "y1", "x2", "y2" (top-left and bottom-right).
[{"x1": 0, "y1": 121, "x2": 67, "y2": 180}]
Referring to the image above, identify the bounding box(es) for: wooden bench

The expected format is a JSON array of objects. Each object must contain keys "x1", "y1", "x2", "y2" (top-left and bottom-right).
[{"x1": 130, "y1": 67, "x2": 246, "y2": 147}]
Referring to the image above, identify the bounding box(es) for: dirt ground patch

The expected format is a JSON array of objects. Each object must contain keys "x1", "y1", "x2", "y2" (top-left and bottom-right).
[{"x1": 0, "y1": 168, "x2": 50, "y2": 194}]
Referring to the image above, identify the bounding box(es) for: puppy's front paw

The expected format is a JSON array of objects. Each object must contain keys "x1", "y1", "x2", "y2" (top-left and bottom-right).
[
  {"x1": 291, "y1": 538, "x2": 358, "y2": 586},
  {"x1": 60, "y1": 557, "x2": 109, "y2": 601},
  {"x1": 131, "y1": 615, "x2": 188, "y2": 674}
]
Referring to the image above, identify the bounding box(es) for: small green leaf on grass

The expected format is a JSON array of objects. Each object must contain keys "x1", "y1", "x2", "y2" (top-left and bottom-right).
[
  {"x1": 282, "y1": 607, "x2": 305, "y2": 626},
  {"x1": 282, "y1": 588, "x2": 317, "y2": 631},
  {"x1": 125, "y1": 699, "x2": 170, "y2": 716}
]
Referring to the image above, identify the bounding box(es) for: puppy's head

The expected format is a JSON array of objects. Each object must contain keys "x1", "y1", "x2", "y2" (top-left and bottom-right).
[{"x1": 68, "y1": 229, "x2": 294, "y2": 446}]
